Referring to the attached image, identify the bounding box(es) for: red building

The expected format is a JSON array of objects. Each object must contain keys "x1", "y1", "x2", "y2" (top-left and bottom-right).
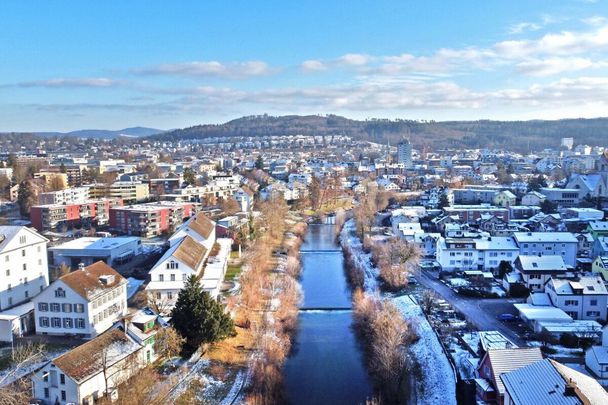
[
  {"x1": 109, "y1": 201, "x2": 198, "y2": 238},
  {"x1": 30, "y1": 198, "x2": 123, "y2": 232}
]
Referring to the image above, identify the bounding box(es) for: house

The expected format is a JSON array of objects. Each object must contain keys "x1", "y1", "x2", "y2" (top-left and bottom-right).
[
  {"x1": 146, "y1": 236, "x2": 208, "y2": 312},
  {"x1": 591, "y1": 256, "x2": 608, "y2": 281},
  {"x1": 585, "y1": 325, "x2": 608, "y2": 379},
  {"x1": 413, "y1": 233, "x2": 441, "y2": 258},
  {"x1": 436, "y1": 234, "x2": 519, "y2": 272},
  {"x1": 513, "y1": 255, "x2": 568, "y2": 292},
  {"x1": 576, "y1": 233, "x2": 594, "y2": 258},
  {"x1": 587, "y1": 221, "x2": 608, "y2": 238},
  {"x1": 234, "y1": 187, "x2": 254, "y2": 212},
  {"x1": 475, "y1": 347, "x2": 543, "y2": 404},
  {"x1": 33, "y1": 262, "x2": 128, "y2": 338},
  {"x1": 545, "y1": 276, "x2": 608, "y2": 321},
  {"x1": 501, "y1": 359, "x2": 608, "y2": 405},
  {"x1": 521, "y1": 191, "x2": 545, "y2": 207},
  {"x1": 31, "y1": 326, "x2": 151, "y2": 405},
  {"x1": 48, "y1": 237, "x2": 142, "y2": 269},
  {"x1": 592, "y1": 236, "x2": 608, "y2": 259},
  {"x1": 168, "y1": 212, "x2": 216, "y2": 251},
  {"x1": 493, "y1": 190, "x2": 516, "y2": 208},
  {"x1": 566, "y1": 173, "x2": 607, "y2": 199},
  {"x1": 513, "y1": 232, "x2": 578, "y2": 268},
  {"x1": 0, "y1": 226, "x2": 49, "y2": 313}
]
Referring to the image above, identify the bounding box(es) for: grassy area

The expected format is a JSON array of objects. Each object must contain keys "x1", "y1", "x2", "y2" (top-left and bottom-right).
[
  {"x1": 230, "y1": 251, "x2": 240, "y2": 259},
  {"x1": 204, "y1": 325, "x2": 255, "y2": 366},
  {"x1": 225, "y1": 264, "x2": 242, "y2": 281}
]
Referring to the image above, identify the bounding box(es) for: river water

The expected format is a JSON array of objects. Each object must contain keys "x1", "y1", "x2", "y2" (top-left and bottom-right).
[{"x1": 283, "y1": 224, "x2": 373, "y2": 405}]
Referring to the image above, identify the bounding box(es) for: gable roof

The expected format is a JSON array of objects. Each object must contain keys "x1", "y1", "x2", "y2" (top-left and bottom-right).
[
  {"x1": 59, "y1": 261, "x2": 126, "y2": 300},
  {"x1": 188, "y1": 213, "x2": 215, "y2": 239},
  {"x1": 53, "y1": 328, "x2": 141, "y2": 383},
  {"x1": 516, "y1": 255, "x2": 567, "y2": 272},
  {"x1": 482, "y1": 347, "x2": 543, "y2": 395},
  {"x1": 548, "y1": 276, "x2": 607, "y2": 295},
  {"x1": 172, "y1": 236, "x2": 207, "y2": 272},
  {"x1": 0, "y1": 226, "x2": 48, "y2": 252}
]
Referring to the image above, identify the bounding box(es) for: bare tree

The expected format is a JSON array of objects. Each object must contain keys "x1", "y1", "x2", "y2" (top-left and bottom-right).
[
  {"x1": 154, "y1": 327, "x2": 184, "y2": 360},
  {"x1": 0, "y1": 343, "x2": 46, "y2": 405}
]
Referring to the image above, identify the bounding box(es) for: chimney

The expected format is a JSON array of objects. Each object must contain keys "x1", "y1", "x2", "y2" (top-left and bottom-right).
[
  {"x1": 78, "y1": 262, "x2": 85, "y2": 271},
  {"x1": 564, "y1": 379, "x2": 577, "y2": 397}
]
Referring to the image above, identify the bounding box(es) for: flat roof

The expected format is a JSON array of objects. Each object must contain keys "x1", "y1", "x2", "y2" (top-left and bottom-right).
[{"x1": 49, "y1": 236, "x2": 139, "y2": 251}]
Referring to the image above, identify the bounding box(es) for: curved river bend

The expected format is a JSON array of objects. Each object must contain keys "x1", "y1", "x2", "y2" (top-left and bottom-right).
[{"x1": 283, "y1": 224, "x2": 372, "y2": 405}]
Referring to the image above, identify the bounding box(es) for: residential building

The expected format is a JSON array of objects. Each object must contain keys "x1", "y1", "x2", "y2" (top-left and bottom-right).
[
  {"x1": 452, "y1": 188, "x2": 497, "y2": 205},
  {"x1": 89, "y1": 181, "x2": 150, "y2": 204},
  {"x1": 48, "y1": 237, "x2": 142, "y2": 268},
  {"x1": 33, "y1": 261, "x2": 128, "y2": 338},
  {"x1": 520, "y1": 191, "x2": 545, "y2": 206},
  {"x1": 585, "y1": 325, "x2": 608, "y2": 379},
  {"x1": 436, "y1": 234, "x2": 519, "y2": 272},
  {"x1": 513, "y1": 232, "x2": 578, "y2": 267},
  {"x1": 501, "y1": 359, "x2": 608, "y2": 405},
  {"x1": 493, "y1": 190, "x2": 516, "y2": 208},
  {"x1": 539, "y1": 187, "x2": 580, "y2": 207},
  {"x1": 545, "y1": 276, "x2": 608, "y2": 321},
  {"x1": 475, "y1": 347, "x2": 543, "y2": 404},
  {"x1": 592, "y1": 256, "x2": 608, "y2": 281},
  {"x1": 444, "y1": 204, "x2": 509, "y2": 225},
  {"x1": 30, "y1": 198, "x2": 123, "y2": 232},
  {"x1": 587, "y1": 221, "x2": 608, "y2": 238},
  {"x1": 397, "y1": 139, "x2": 412, "y2": 168},
  {"x1": 233, "y1": 187, "x2": 254, "y2": 212},
  {"x1": 513, "y1": 255, "x2": 568, "y2": 292},
  {"x1": 38, "y1": 186, "x2": 90, "y2": 205},
  {"x1": 109, "y1": 201, "x2": 196, "y2": 237},
  {"x1": 168, "y1": 212, "x2": 216, "y2": 251}
]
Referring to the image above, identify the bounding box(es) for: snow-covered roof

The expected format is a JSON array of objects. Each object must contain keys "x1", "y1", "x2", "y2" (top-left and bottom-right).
[
  {"x1": 513, "y1": 232, "x2": 577, "y2": 244},
  {"x1": 517, "y1": 255, "x2": 567, "y2": 272},
  {"x1": 547, "y1": 276, "x2": 607, "y2": 296},
  {"x1": 514, "y1": 304, "x2": 572, "y2": 322}
]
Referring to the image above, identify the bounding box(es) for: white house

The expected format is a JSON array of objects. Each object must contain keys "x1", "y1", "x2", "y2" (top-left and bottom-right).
[
  {"x1": 436, "y1": 235, "x2": 519, "y2": 272},
  {"x1": 0, "y1": 226, "x2": 49, "y2": 312},
  {"x1": 545, "y1": 276, "x2": 608, "y2": 321},
  {"x1": 31, "y1": 326, "x2": 151, "y2": 405},
  {"x1": 521, "y1": 191, "x2": 545, "y2": 207},
  {"x1": 146, "y1": 236, "x2": 207, "y2": 311},
  {"x1": 513, "y1": 255, "x2": 568, "y2": 292},
  {"x1": 199, "y1": 238, "x2": 233, "y2": 298},
  {"x1": 168, "y1": 212, "x2": 216, "y2": 251},
  {"x1": 33, "y1": 262, "x2": 128, "y2": 338},
  {"x1": 233, "y1": 187, "x2": 254, "y2": 212},
  {"x1": 585, "y1": 325, "x2": 608, "y2": 379},
  {"x1": 513, "y1": 232, "x2": 578, "y2": 268}
]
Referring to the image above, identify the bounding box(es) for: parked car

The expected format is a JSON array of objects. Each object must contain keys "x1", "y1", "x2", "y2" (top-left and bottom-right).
[{"x1": 497, "y1": 313, "x2": 519, "y2": 322}]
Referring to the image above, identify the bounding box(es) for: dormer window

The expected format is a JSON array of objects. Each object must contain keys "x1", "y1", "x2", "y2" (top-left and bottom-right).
[
  {"x1": 55, "y1": 288, "x2": 66, "y2": 298},
  {"x1": 19, "y1": 235, "x2": 26, "y2": 244},
  {"x1": 166, "y1": 261, "x2": 178, "y2": 270}
]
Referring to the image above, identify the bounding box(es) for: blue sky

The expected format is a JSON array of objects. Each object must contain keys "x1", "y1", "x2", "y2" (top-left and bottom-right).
[{"x1": 1, "y1": 0, "x2": 608, "y2": 131}]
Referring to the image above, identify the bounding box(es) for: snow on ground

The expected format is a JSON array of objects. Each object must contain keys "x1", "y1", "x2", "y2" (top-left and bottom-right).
[
  {"x1": 126, "y1": 277, "x2": 144, "y2": 299},
  {"x1": 340, "y1": 219, "x2": 380, "y2": 292},
  {"x1": 393, "y1": 295, "x2": 457, "y2": 405},
  {"x1": 448, "y1": 278, "x2": 470, "y2": 288}
]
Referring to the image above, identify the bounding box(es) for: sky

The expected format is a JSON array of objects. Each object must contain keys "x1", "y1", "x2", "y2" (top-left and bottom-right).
[{"x1": 1, "y1": 0, "x2": 608, "y2": 131}]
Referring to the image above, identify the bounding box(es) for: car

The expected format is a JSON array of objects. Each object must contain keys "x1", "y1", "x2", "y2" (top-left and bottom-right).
[{"x1": 497, "y1": 313, "x2": 519, "y2": 322}]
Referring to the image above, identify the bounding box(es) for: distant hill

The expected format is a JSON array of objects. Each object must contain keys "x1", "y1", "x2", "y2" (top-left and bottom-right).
[
  {"x1": 149, "y1": 115, "x2": 608, "y2": 152},
  {"x1": 35, "y1": 126, "x2": 164, "y2": 139}
]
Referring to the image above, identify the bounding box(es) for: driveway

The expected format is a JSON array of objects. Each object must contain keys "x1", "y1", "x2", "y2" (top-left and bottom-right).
[{"x1": 416, "y1": 270, "x2": 528, "y2": 347}]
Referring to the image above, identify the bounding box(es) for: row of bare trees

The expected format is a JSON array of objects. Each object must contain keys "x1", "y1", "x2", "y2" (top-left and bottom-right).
[
  {"x1": 352, "y1": 290, "x2": 418, "y2": 404},
  {"x1": 353, "y1": 188, "x2": 392, "y2": 238}
]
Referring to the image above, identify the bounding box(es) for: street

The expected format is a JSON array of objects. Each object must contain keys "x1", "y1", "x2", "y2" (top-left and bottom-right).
[{"x1": 416, "y1": 270, "x2": 528, "y2": 347}]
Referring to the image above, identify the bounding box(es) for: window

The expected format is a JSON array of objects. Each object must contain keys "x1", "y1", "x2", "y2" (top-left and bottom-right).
[
  {"x1": 4, "y1": 255, "x2": 8, "y2": 262},
  {"x1": 74, "y1": 304, "x2": 84, "y2": 313},
  {"x1": 44, "y1": 388, "x2": 49, "y2": 398},
  {"x1": 159, "y1": 274, "x2": 164, "y2": 282},
  {"x1": 156, "y1": 292, "x2": 161, "y2": 300},
  {"x1": 51, "y1": 317, "x2": 61, "y2": 328},
  {"x1": 61, "y1": 391, "x2": 66, "y2": 401},
  {"x1": 21, "y1": 249, "x2": 25, "y2": 257},
  {"x1": 24, "y1": 277, "x2": 28, "y2": 284},
  {"x1": 19, "y1": 235, "x2": 26, "y2": 244},
  {"x1": 39, "y1": 317, "x2": 49, "y2": 327},
  {"x1": 76, "y1": 318, "x2": 85, "y2": 329},
  {"x1": 170, "y1": 274, "x2": 176, "y2": 281},
  {"x1": 50, "y1": 303, "x2": 60, "y2": 312},
  {"x1": 565, "y1": 300, "x2": 578, "y2": 306},
  {"x1": 7, "y1": 283, "x2": 11, "y2": 291},
  {"x1": 93, "y1": 314, "x2": 98, "y2": 324},
  {"x1": 5, "y1": 269, "x2": 9, "y2": 276},
  {"x1": 586, "y1": 311, "x2": 600, "y2": 317},
  {"x1": 22, "y1": 263, "x2": 26, "y2": 271},
  {"x1": 38, "y1": 303, "x2": 48, "y2": 312},
  {"x1": 590, "y1": 299, "x2": 598, "y2": 306},
  {"x1": 63, "y1": 318, "x2": 73, "y2": 328},
  {"x1": 54, "y1": 288, "x2": 65, "y2": 298},
  {"x1": 183, "y1": 273, "x2": 188, "y2": 281},
  {"x1": 62, "y1": 303, "x2": 72, "y2": 313},
  {"x1": 37, "y1": 246, "x2": 41, "y2": 252},
  {"x1": 25, "y1": 290, "x2": 29, "y2": 298},
  {"x1": 167, "y1": 292, "x2": 173, "y2": 300},
  {"x1": 60, "y1": 374, "x2": 65, "y2": 384},
  {"x1": 8, "y1": 297, "x2": 12, "y2": 306}
]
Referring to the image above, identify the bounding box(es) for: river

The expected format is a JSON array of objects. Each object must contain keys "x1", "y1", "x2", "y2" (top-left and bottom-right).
[{"x1": 283, "y1": 224, "x2": 373, "y2": 405}]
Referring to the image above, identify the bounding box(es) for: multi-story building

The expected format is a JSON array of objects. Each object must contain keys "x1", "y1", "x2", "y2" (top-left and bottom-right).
[
  {"x1": 397, "y1": 139, "x2": 413, "y2": 168},
  {"x1": 436, "y1": 234, "x2": 519, "y2": 272},
  {"x1": 452, "y1": 188, "x2": 497, "y2": 205},
  {"x1": 109, "y1": 201, "x2": 196, "y2": 237},
  {"x1": 513, "y1": 255, "x2": 568, "y2": 292},
  {"x1": 33, "y1": 261, "x2": 128, "y2": 338},
  {"x1": 48, "y1": 237, "x2": 142, "y2": 268},
  {"x1": 38, "y1": 186, "x2": 90, "y2": 205},
  {"x1": 539, "y1": 187, "x2": 580, "y2": 207},
  {"x1": 545, "y1": 276, "x2": 608, "y2": 321},
  {"x1": 89, "y1": 181, "x2": 149, "y2": 204},
  {"x1": 0, "y1": 226, "x2": 49, "y2": 312},
  {"x1": 513, "y1": 232, "x2": 579, "y2": 268},
  {"x1": 30, "y1": 198, "x2": 123, "y2": 232},
  {"x1": 444, "y1": 204, "x2": 509, "y2": 225}
]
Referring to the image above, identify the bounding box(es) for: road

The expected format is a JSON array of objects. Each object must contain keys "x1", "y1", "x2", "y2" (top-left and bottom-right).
[{"x1": 416, "y1": 270, "x2": 527, "y2": 347}]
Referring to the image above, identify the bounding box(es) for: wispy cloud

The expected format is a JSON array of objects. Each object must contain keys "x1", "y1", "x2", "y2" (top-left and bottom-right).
[
  {"x1": 133, "y1": 60, "x2": 274, "y2": 79},
  {"x1": 509, "y1": 22, "x2": 542, "y2": 34},
  {"x1": 17, "y1": 77, "x2": 126, "y2": 88},
  {"x1": 300, "y1": 60, "x2": 328, "y2": 72}
]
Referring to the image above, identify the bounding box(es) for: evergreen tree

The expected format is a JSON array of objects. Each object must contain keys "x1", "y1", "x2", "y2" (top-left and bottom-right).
[
  {"x1": 17, "y1": 180, "x2": 35, "y2": 217},
  {"x1": 255, "y1": 155, "x2": 264, "y2": 170},
  {"x1": 182, "y1": 167, "x2": 197, "y2": 185},
  {"x1": 170, "y1": 275, "x2": 235, "y2": 356},
  {"x1": 438, "y1": 193, "x2": 450, "y2": 209}
]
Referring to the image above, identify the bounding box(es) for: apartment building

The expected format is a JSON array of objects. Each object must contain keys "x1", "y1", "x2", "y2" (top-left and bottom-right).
[
  {"x1": 513, "y1": 232, "x2": 578, "y2": 267},
  {"x1": 539, "y1": 187, "x2": 580, "y2": 208},
  {"x1": 33, "y1": 261, "x2": 128, "y2": 338},
  {"x1": 89, "y1": 181, "x2": 149, "y2": 204},
  {"x1": 436, "y1": 234, "x2": 519, "y2": 272},
  {"x1": 38, "y1": 186, "x2": 90, "y2": 205},
  {"x1": 30, "y1": 198, "x2": 123, "y2": 232},
  {"x1": 545, "y1": 276, "x2": 608, "y2": 321},
  {"x1": 109, "y1": 201, "x2": 196, "y2": 237},
  {"x1": 0, "y1": 226, "x2": 49, "y2": 312},
  {"x1": 513, "y1": 255, "x2": 568, "y2": 292}
]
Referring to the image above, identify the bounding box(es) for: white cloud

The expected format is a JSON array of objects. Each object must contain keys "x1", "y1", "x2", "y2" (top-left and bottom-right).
[
  {"x1": 18, "y1": 78, "x2": 123, "y2": 88},
  {"x1": 515, "y1": 57, "x2": 596, "y2": 76},
  {"x1": 582, "y1": 16, "x2": 608, "y2": 26},
  {"x1": 336, "y1": 53, "x2": 372, "y2": 66},
  {"x1": 509, "y1": 22, "x2": 542, "y2": 34},
  {"x1": 301, "y1": 60, "x2": 328, "y2": 72},
  {"x1": 134, "y1": 60, "x2": 273, "y2": 78}
]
